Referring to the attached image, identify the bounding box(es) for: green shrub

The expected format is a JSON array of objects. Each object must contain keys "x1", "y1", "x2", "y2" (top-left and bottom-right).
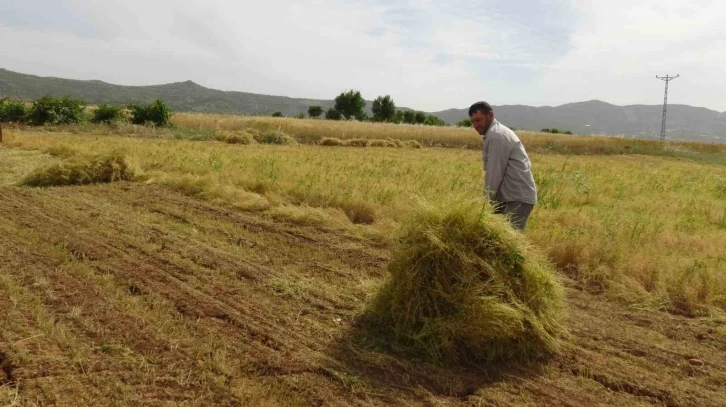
[
  {"x1": 27, "y1": 96, "x2": 86, "y2": 125},
  {"x1": 308, "y1": 106, "x2": 323, "y2": 118},
  {"x1": 363, "y1": 199, "x2": 564, "y2": 364},
  {"x1": 19, "y1": 153, "x2": 133, "y2": 187},
  {"x1": 424, "y1": 114, "x2": 447, "y2": 126},
  {"x1": 272, "y1": 112, "x2": 284, "y2": 117},
  {"x1": 128, "y1": 99, "x2": 171, "y2": 126},
  {"x1": 92, "y1": 104, "x2": 124, "y2": 124},
  {"x1": 325, "y1": 108, "x2": 342, "y2": 120},
  {"x1": 402, "y1": 111, "x2": 416, "y2": 124},
  {"x1": 456, "y1": 119, "x2": 472, "y2": 128},
  {"x1": 0, "y1": 99, "x2": 28, "y2": 122}
]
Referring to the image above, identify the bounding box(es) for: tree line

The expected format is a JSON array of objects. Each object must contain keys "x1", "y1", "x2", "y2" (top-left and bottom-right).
[
  {"x1": 272, "y1": 90, "x2": 448, "y2": 126},
  {"x1": 0, "y1": 96, "x2": 171, "y2": 127}
]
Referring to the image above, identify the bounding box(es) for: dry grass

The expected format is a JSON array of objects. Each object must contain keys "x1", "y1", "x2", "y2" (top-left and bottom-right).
[
  {"x1": 365, "y1": 199, "x2": 564, "y2": 364},
  {"x1": 3, "y1": 122, "x2": 726, "y2": 405},
  {"x1": 2, "y1": 183, "x2": 725, "y2": 406},
  {"x1": 368, "y1": 139, "x2": 390, "y2": 147},
  {"x1": 215, "y1": 130, "x2": 256, "y2": 145},
  {"x1": 319, "y1": 137, "x2": 417, "y2": 149},
  {"x1": 344, "y1": 138, "x2": 369, "y2": 147},
  {"x1": 171, "y1": 113, "x2": 726, "y2": 158},
  {"x1": 320, "y1": 137, "x2": 344, "y2": 146},
  {"x1": 253, "y1": 129, "x2": 297, "y2": 145},
  {"x1": 18, "y1": 153, "x2": 133, "y2": 188},
  {"x1": 6, "y1": 113, "x2": 724, "y2": 163},
  {"x1": 0, "y1": 146, "x2": 60, "y2": 186},
  {"x1": 3, "y1": 127, "x2": 726, "y2": 315}
]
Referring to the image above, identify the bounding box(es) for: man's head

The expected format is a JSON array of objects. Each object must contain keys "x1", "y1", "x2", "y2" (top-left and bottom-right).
[{"x1": 468, "y1": 101, "x2": 494, "y2": 135}]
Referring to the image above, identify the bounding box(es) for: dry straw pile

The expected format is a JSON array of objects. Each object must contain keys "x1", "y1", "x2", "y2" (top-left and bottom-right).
[
  {"x1": 365, "y1": 199, "x2": 565, "y2": 364},
  {"x1": 19, "y1": 153, "x2": 133, "y2": 187}
]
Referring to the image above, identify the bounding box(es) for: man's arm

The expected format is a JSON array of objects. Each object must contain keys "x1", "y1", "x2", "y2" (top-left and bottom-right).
[{"x1": 484, "y1": 134, "x2": 511, "y2": 202}]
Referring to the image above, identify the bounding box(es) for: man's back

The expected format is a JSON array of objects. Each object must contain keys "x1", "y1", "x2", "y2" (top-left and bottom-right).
[{"x1": 482, "y1": 120, "x2": 537, "y2": 205}]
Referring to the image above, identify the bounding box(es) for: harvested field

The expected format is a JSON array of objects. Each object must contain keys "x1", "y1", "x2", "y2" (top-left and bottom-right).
[{"x1": 1, "y1": 181, "x2": 725, "y2": 406}]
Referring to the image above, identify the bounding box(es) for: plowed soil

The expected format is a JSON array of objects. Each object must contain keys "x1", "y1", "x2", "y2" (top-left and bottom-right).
[{"x1": 1, "y1": 183, "x2": 725, "y2": 406}]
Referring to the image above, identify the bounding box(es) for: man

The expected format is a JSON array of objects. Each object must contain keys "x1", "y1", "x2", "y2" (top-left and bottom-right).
[{"x1": 469, "y1": 101, "x2": 537, "y2": 231}]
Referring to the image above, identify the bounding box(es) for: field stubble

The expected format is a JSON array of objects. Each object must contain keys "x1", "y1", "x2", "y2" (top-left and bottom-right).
[
  {"x1": 3, "y1": 124, "x2": 725, "y2": 316},
  {"x1": 2, "y1": 117, "x2": 726, "y2": 405}
]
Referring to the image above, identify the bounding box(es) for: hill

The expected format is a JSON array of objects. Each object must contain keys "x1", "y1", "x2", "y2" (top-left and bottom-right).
[
  {"x1": 2, "y1": 68, "x2": 725, "y2": 142},
  {"x1": 0, "y1": 68, "x2": 336, "y2": 117},
  {"x1": 433, "y1": 100, "x2": 726, "y2": 143}
]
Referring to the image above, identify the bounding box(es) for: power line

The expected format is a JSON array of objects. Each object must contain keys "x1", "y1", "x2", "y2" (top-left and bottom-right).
[{"x1": 656, "y1": 74, "x2": 679, "y2": 143}]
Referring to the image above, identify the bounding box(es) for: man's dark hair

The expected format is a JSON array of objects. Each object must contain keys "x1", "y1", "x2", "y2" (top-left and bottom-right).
[{"x1": 468, "y1": 101, "x2": 493, "y2": 116}]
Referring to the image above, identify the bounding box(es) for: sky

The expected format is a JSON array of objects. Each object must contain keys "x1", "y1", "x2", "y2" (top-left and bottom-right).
[{"x1": 1, "y1": 0, "x2": 725, "y2": 112}]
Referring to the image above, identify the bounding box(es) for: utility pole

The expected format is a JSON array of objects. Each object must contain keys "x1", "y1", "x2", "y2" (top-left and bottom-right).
[{"x1": 656, "y1": 74, "x2": 679, "y2": 143}]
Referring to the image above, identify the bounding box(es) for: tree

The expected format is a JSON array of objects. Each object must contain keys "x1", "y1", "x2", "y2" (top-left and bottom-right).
[
  {"x1": 0, "y1": 98, "x2": 27, "y2": 123},
  {"x1": 424, "y1": 114, "x2": 447, "y2": 126},
  {"x1": 272, "y1": 112, "x2": 283, "y2": 117},
  {"x1": 371, "y1": 95, "x2": 396, "y2": 122},
  {"x1": 308, "y1": 105, "x2": 323, "y2": 118},
  {"x1": 392, "y1": 110, "x2": 404, "y2": 124},
  {"x1": 28, "y1": 96, "x2": 86, "y2": 125},
  {"x1": 456, "y1": 118, "x2": 472, "y2": 127},
  {"x1": 128, "y1": 99, "x2": 171, "y2": 127},
  {"x1": 334, "y1": 90, "x2": 365, "y2": 120},
  {"x1": 325, "y1": 108, "x2": 342, "y2": 120},
  {"x1": 414, "y1": 111, "x2": 426, "y2": 124},
  {"x1": 295, "y1": 112, "x2": 305, "y2": 119},
  {"x1": 402, "y1": 110, "x2": 415, "y2": 124},
  {"x1": 92, "y1": 103, "x2": 124, "y2": 124}
]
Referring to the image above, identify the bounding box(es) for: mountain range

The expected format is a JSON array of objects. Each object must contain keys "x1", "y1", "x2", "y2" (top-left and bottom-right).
[{"x1": 1, "y1": 68, "x2": 724, "y2": 143}]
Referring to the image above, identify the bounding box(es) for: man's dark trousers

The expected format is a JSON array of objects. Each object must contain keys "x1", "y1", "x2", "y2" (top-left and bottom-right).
[{"x1": 494, "y1": 201, "x2": 534, "y2": 231}]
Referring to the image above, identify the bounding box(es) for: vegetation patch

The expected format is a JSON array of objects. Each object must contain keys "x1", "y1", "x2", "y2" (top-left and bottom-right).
[
  {"x1": 254, "y1": 130, "x2": 297, "y2": 145},
  {"x1": 364, "y1": 199, "x2": 565, "y2": 364},
  {"x1": 343, "y1": 139, "x2": 369, "y2": 148},
  {"x1": 403, "y1": 140, "x2": 422, "y2": 149},
  {"x1": 128, "y1": 99, "x2": 171, "y2": 127},
  {"x1": 320, "y1": 137, "x2": 344, "y2": 146},
  {"x1": 19, "y1": 153, "x2": 134, "y2": 187},
  {"x1": 27, "y1": 96, "x2": 86, "y2": 125},
  {"x1": 92, "y1": 104, "x2": 125, "y2": 124},
  {"x1": 216, "y1": 130, "x2": 256, "y2": 145}
]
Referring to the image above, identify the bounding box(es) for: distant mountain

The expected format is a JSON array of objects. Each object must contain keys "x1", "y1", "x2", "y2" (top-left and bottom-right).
[
  {"x1": 0, "y1": 68, "x2": 338, "y2": 117},
  {"x1": 433, "y1": 100, "x2": 726, "y2": 143},
  {"x1": 1, "y1": 68, "x2": 724, "y2": 143}
]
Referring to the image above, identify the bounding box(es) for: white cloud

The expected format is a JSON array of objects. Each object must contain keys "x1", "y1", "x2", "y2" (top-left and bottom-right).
[
  {"x1": 0, "y1": 0, "x2": 548, "y2": 111},
  {"x1": 3, "y1": 0, "x2": 723, "y2": 111},
  {"x1": 542, "y1": 0, "x2": 726, "y2": 110}
]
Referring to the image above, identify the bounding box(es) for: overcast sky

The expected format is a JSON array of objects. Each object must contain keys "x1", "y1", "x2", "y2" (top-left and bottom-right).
[{"x1": 1, "y1": 0, "x2": 725, "y2": 112}]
